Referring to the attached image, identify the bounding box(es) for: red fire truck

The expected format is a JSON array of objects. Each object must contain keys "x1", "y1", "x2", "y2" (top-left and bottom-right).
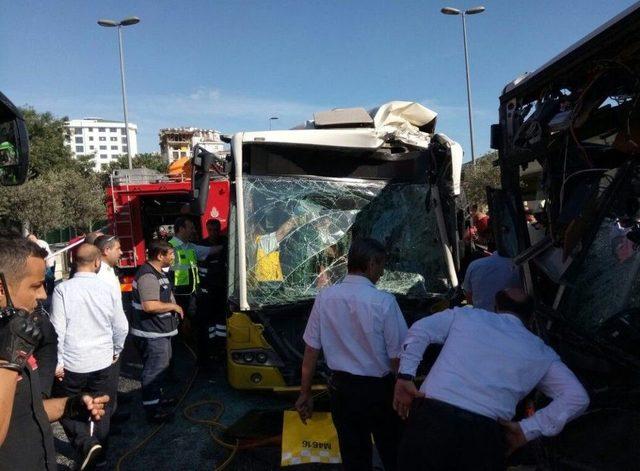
[{"x1": 105, "y1": 151, "x2": 230, "y2": 290}]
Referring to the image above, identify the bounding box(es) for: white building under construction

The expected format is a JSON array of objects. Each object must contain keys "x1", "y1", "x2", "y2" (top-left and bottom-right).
[{"x1": 159, "y1": 127, "x2": 226, "y2": 163}]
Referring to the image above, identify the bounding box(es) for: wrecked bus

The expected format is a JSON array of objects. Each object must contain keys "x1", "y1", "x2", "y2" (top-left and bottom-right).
[
  {"x1": 219, "y1": 102, "x2": 466, "y2": 390},
  {"x1": 490, "y1": 3, "x2": 640, "y2": 468}
]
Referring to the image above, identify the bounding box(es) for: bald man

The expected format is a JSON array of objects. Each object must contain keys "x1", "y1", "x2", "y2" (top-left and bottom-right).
[
  {"x1": 50, "y1": 244, "x2": 128, "y2": 468},
  {"x1": 394, "y1": 289, "x2": 590, "y2": 470}
]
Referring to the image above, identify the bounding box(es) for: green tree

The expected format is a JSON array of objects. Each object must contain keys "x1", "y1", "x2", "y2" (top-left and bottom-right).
[
  {"x1": 59, "y1": 168, "x2": 105, "y2": 231},
  {"x1": 0, "y1": 108, "x2": 107, "y2": 234},
  {"x1": 0, "y1": 168, "x2": 105, "y2": 234},
  {"x1": 461, "y1": 151, "x2": 501, "y2": 210},
  {"x1": 0, "y1": 172, "x2": 66, "y2": 234},
  {"x1": 104, "y1": 152, "x2": 168, "y2": 174},
  {"x1": 20, "y1": 107, "x2": 76, "y2": 176},
  {"x1": 75, "y1": 154, "x2": 97, "y2": 175}
]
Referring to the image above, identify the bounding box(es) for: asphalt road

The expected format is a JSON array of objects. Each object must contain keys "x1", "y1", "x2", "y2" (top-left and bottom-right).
[{"x1": 53, "y1": 339, "x2": 301, "y2": 470}]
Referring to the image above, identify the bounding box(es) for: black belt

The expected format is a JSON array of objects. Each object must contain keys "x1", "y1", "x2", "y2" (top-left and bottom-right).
[
  {"x1": 413, "y1": 398, "x2": 497, "y2": 427},
  {"x1": 330, "y1": 370, "x2": 394, "y2": 387}
]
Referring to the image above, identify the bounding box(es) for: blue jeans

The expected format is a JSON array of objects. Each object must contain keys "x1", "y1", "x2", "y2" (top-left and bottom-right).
[{"x1": 134, "y1": 336, "x2": 173, "y2": 407}]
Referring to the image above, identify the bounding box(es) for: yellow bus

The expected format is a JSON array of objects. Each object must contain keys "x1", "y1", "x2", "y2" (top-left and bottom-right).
[{"x1": 216, "y1": 102, "x2": 466, "y2": 390}]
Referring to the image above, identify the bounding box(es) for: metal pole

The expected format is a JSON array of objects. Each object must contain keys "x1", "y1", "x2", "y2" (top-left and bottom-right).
[
  {"x1": 461, "y1": 13, "x2": 476, "y2": 164},
  {"x1": 117, "y1": 25, "x2": 133, "y2": 169}
]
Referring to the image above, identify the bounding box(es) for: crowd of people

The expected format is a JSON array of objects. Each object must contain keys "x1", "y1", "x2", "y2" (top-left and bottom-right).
[
  {"x1": 0, "y1": 216, "x2": 225, "y2": 470},
  {"x1": 0, "y1": 212, "x2": 591, "y2": 470},
  {"x1": 295, "y1": 238, "x2": 590, "y2": 470}
]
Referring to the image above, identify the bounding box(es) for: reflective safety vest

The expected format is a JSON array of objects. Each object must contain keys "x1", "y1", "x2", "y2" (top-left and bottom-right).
[
  {"x1": 255, "y1": 233, "x2": 283, "y2": 282},
  {"x1": 130, "y1": 262, "x2": 178, "y2": 338},
  {"x1": 169, "y1": 237, "x2": 200, "y2": 294}
]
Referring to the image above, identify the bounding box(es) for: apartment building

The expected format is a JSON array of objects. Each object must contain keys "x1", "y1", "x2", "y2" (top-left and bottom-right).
[{"x1": 64, "y1": 118, "x2": 138, "y2": 171}]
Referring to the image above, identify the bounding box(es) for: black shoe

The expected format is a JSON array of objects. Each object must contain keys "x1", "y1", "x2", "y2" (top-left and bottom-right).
[
  {"x1": 145, "y1": 407, "x2": 174, "y2": 424},
  {"x1": 80, "y1": 442, "x2": 103, "y2": 471},
  {"x1": 111, "y1": 410, "x2": 131, "y2": 424}
]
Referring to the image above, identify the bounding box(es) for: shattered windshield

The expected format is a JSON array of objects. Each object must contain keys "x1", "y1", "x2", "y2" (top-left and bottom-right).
[{"x1": 238, "y1": 175, "x2": 449, "y2": 307}]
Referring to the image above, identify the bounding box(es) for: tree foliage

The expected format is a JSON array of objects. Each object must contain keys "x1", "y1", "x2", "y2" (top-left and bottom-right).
[
  {"x1": 0, "y1": 168, "x2": 105, "y2": 234},
  {"x1": 103, "y1": 152, "x2": 168, "y2": 174},
  {"x1": 20, "y1": 107, "x2": 76, "y2": 177},
  {"x1": 0, "y1": 108, "x2": 107, "y2": 234},
  {"x1": 461, "y1": 151, "x2": 501, "y2": 210}
]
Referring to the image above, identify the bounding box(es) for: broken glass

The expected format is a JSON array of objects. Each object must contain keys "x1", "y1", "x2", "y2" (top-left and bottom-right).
[
  {"x1": 560, "y1": 216, "x2": 640, "y2": 334},
  {"x1": 240, "y1": 175, "x2": 450, "y2": 307}
]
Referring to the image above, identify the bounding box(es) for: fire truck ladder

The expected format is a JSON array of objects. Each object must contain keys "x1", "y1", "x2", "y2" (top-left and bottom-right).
[{"x1": 109, "y1": 174, "x2": 137, "y2": 268}]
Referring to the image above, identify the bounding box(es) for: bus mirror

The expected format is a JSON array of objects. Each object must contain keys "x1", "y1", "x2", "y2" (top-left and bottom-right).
[
  {"x1": 490, "y1": 124, "x2": 501, "y2": 150},
  {"x1": 0, "y1": 93, "x2": 29, "y2": 186},
  {"x1": 191, "y1": 146, "x2": 215, "y2": 215}
]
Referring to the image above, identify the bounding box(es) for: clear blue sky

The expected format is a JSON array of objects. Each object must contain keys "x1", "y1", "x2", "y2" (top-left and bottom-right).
[{"x1": 1, "y1": 0, "x2": 637, "y2": 160}]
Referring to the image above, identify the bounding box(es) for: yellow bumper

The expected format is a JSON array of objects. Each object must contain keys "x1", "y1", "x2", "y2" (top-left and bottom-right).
[{"x1": 226, "y1": 311, "x2": 287, "y2": 389}]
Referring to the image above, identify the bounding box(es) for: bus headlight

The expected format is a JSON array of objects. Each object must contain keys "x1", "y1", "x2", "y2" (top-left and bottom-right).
[{"x1": 230, "y1": 349, "x2": 283, "y2": 367}]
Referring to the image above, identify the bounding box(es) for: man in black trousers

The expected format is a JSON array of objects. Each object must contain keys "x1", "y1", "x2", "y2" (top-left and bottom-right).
[
  {"x1": 394, "y1": 289, "x2": 590, "y2": 470},
  {"x1": 295, "y1": 238, "x2": 408, "y2": 470}
]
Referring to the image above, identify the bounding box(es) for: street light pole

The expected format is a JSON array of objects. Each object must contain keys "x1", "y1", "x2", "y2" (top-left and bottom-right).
[
  {"x1": 269, "y1": 116, "x2": 279, "y2": 130},
  {"x1": 460, "y1": 12, "x2": 476, "y2": 165},
  {"x1": 98, "y1": 17, "x2": 140, "y2": 170},
  {"x1": 116, "y1": 25, "x2": 133, "y2": 169},
  {"x1": 441, "y1": 6, "x2": 484, "y2": 164}
]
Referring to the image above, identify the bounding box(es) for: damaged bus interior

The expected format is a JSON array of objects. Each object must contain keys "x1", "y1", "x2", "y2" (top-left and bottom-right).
[{"x1": 491, "y1": 3, "x2": 640, "y2": 468}]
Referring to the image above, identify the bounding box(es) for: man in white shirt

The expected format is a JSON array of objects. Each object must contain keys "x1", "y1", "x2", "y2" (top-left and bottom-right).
[
  {"x1": 51, "y1": 244, "x2": 129, "y2": 465},
  {"x1": 462, "y1": 250, "x2": 522, "y2": 311},
  {"x1": 296, "y1": 238, "x2": 408, "y2": 471},
  {"x1": 394, "y1": 289, "x2": 589, "y2": 470},
  {"x1": 94, "y1": 235, "x2": 129, "y2": 421}
]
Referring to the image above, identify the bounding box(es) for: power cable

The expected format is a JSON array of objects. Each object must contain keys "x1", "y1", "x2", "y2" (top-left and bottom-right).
[{"x1": 115, "y1": 341, "x2": 239, "y2": 471}]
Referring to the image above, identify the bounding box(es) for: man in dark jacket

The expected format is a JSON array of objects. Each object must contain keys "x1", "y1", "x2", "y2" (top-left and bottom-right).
[
  {"x1": 130, "y1": 239, "x2": 183, "y2": 423},
  {"x1": 0, "y1": 237, "x2": 109, "y2": 471}
]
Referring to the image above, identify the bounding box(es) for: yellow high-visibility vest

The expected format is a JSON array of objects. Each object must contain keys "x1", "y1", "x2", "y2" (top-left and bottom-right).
[
  {"x1": 255, "y1": 233, "x2": 283, "y2": 282},
  {"x1": 169, "y1": 237, "x2": 199, "y2": 293}
]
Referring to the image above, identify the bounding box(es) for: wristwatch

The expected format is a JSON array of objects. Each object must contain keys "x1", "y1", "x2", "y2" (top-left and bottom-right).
[{"x1": 397, "y1": 373, "x2": 414, "y2": 381}]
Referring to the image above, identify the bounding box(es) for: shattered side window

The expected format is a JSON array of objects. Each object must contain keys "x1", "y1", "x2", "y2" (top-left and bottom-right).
[
  {"x1": 242, "y1": 176, "x2": 449, "y2": 307},
  {"x1": 561, "y1": 214, "x2": 640, "y2": 334}
]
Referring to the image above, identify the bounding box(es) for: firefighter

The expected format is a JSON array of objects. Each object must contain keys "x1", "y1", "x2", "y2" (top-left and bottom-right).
[
  {"x1": 168, "y1": 217, "x2": 222, "y2": 310},
  {"x1": 195, "y1": 219, "x2": 228, "y2": 367},
  {"x1": 168, "y1": 217, "x2": 223, "y2": 372}
]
